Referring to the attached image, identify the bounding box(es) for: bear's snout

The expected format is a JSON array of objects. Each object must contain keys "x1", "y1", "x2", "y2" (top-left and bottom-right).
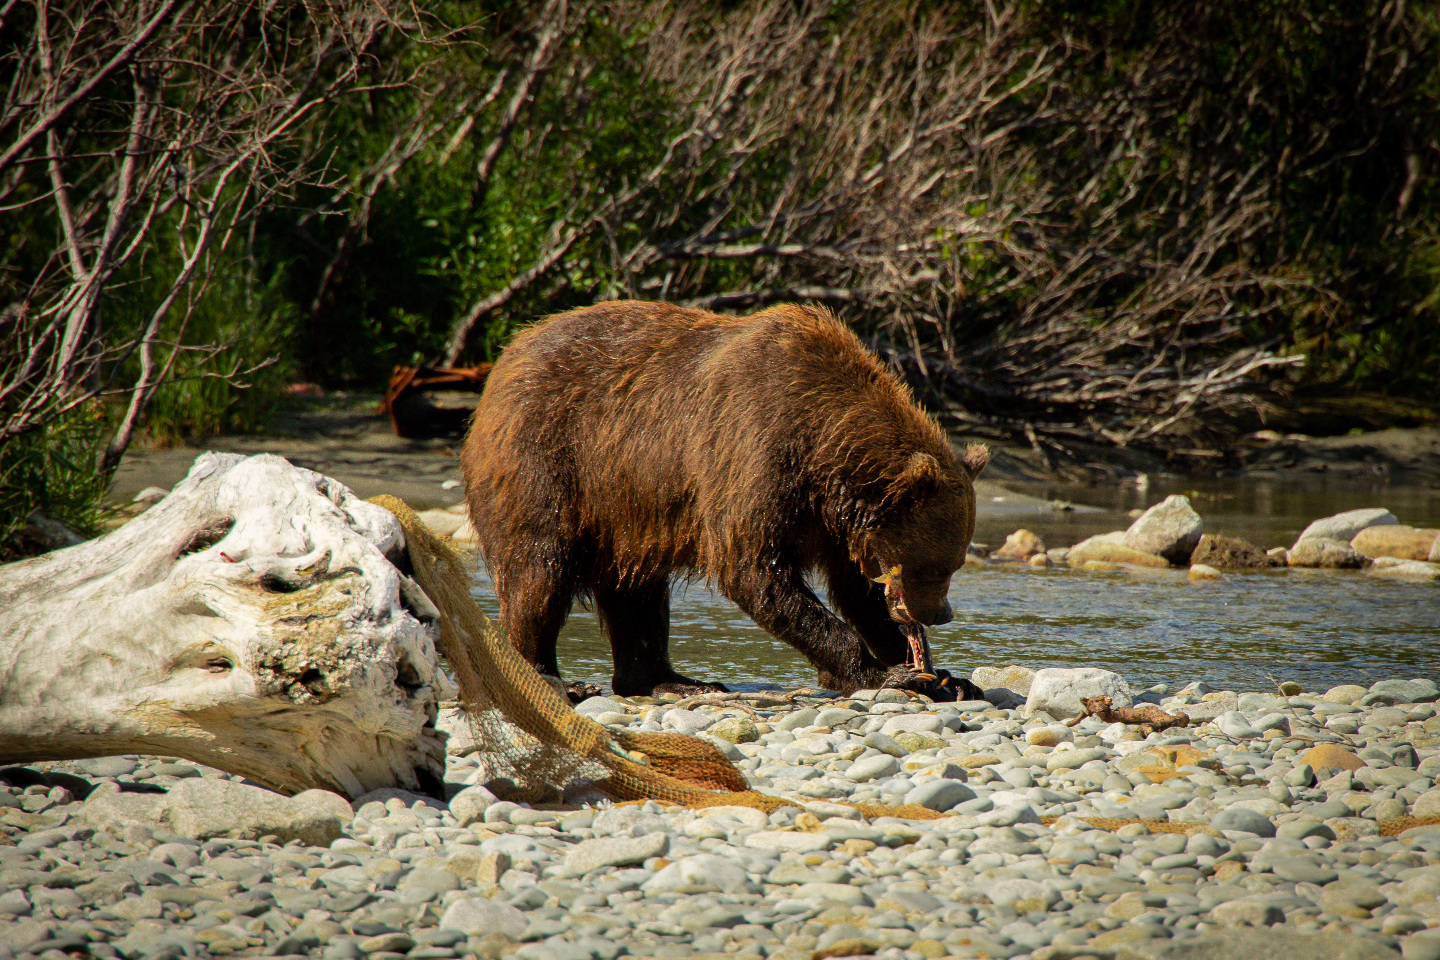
[{"x1": 891, "y1": 590, "x2": 953, "y2": 627}]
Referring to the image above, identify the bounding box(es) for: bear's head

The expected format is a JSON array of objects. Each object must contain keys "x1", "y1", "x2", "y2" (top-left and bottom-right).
[{"x1": 860, "y1": 443, "x2": 989, "y2": 632}]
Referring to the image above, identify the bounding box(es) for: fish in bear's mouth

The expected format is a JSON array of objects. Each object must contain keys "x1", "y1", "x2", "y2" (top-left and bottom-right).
[{"x1": 874, "y1": 563, "x2": 936, "y2": 677}]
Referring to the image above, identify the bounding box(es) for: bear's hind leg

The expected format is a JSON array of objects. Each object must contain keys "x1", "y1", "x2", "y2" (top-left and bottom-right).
[
  {"x1": 596, "y1": 579, "x2": 728, "y2": 697},
  {"x1": 499, "y1": 569, "x2": 575, "y2": 688}
]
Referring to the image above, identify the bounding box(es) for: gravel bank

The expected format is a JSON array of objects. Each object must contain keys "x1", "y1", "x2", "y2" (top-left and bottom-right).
[{"x1": 4, "y1": 674, "x2": 1439, "y2": 960}]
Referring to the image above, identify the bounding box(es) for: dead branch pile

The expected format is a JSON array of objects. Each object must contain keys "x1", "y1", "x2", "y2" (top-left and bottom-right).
[
  {"x1": 0, "y1": 0, "x2": 428, "y2": 465},
  {"x1": 424, "y1": 0, "x2": 1432, "y2": 455}
]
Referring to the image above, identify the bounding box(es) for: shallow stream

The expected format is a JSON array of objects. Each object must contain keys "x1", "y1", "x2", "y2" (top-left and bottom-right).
[{"x1": 466, "y1": 474, "x2": 1440, "y2": 694}]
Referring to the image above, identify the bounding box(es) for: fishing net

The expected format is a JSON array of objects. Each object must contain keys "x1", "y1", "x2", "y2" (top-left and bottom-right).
[
  {"x1": 371, "y1": 496, "x2": 1440, "y2": 837},
  {"x1": 370, "y1": 495, "x2": 794, "y2": 813}
]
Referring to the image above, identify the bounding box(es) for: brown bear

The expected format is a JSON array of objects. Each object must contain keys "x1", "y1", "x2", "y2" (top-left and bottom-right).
[{"x1": 460, "y1": 300, "x2": 988, "y2": 700}]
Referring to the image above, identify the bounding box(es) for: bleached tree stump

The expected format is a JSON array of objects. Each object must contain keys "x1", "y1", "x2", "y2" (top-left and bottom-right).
[{"x1": 0, "y1": 453, "x2": 452, "y2": 799}]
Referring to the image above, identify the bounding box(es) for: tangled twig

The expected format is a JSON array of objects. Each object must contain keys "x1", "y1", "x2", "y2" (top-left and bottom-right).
[{"x1": 1067, "y1": 695, "x2": 1190, "y2": 735}]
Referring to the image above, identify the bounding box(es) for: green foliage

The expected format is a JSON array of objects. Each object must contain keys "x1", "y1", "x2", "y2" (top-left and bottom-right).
[
  {"x1": 109, "y1": 240, "x2": 300, "y2": 445},
  {"x1": 28, "y1": 0, "x2": 1434, "y2": 448},
  {"x1": 0, "y1": 406, "x2": 112, "y2": 561}
]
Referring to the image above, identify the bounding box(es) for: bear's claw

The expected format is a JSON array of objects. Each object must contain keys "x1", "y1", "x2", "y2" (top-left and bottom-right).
[
  {"x1": 565, "y1": 680, "x2": 606, "y2": 704},
  {"x1": 880, "y1": 664, "x2": 960, "y2": 702},
  {"x1": 650, "y1": 679, "x2": 730, "y2": 697}
]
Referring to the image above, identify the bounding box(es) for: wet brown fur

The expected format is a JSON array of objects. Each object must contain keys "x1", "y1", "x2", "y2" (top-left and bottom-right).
[{"x1": 461, "y1": 301, "x2": 988, "y2": 696}]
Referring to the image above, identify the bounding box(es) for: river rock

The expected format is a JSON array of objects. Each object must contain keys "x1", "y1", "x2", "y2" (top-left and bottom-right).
[
  {"x1": 847, "y1": 755, "x2": 900, "y2": 781},
  {"x1": 987, "y1": 878, "x2": 1060, "y2": 909},
  {"x1": 661, "y1": 709, "x2": 713, "y2": 735},
  {"x1": 642, "y1": 854, "x2": 759, "y2": 895},
  {"x1": 1413, "y1": 789, "x2": 1440, "y2": 819},
  {"x1": 416, "y1": 509, "x2": 465, "y2": 538},
  {"x1": 744, "y1": 830, "x2": 830, "y2": 853},
  {"x1": 76, "y1": 757, "x2": 139, "y2": 777},
  {"x1": 573, "y1": 696, "x2": 631, "y2": 717},
  {"x1": 903, "y1": 779, "x2": 975, "y2": 811},
  {"x1": 1367, "y1": 678, "x2": 1439, "y2": 704},
  {"x1": 707, "y1": 717, "x2": 759, "y2": 743},
  {"x1": 972, "y1": 665, "x2": 1037, "y2": 697},
  {"x1": 1294, "y1": 508, "x2": 1398, "y2": 548},
  {"x1": 992, "y1": 529, "x2": 1046, "y2": 560},
  {"x1": 1369, "y1": 558, "x2": 1440, "y2": 580},
  {"x1": 449, "y1": 785, "x2": 498, "y2": 827},
  {"x1": 1218, "y1": 711, "x2": 1262, "y2": 738},
  {"x1": 1323, "y1": 685, "x2": 1369, "y2": 704},
  {"x1": 1124, "y1": 495, "x2": 1203, "y2": 565},
  {"x1": 564, "y1": 832, "x2": 669, "y2": 872},
  {"x1": 1352, "y1": 525, "x2": 1440, "y2": 561},
  {"x1": 1068, "y1": 532, "x2": 1170, "y2": 568},
  {"x1": 1207, "y1": 895, "x2": 1285, "y2": 926},
  {"x1": 1288, "y1": 537, "x2": 1369, "y2": 568},
  {"x1": 1211, "y1": 806, "x2": 1276, "y2": 836},
  {"x1": 1026, "y1": 667, "x2": 1133, "y2": 720},
  {"x1": 439, "y1": 898, "x2": 528, "y2": 938},
  {"x1": 76, "y1": 779, "x2": 352, "y2": 845},
  {"x1": 1190, "y1": 534, "x2": 1278, "y2": 571},
  {"x1": 1114, "y1": 928, "x2": 1403, "y2": 960},
  {"x1": 435, "y1": 707, "x2": 482, "y2": 755}
]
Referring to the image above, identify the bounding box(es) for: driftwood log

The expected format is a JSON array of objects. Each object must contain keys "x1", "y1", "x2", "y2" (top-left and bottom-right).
[
  {"x1": 1067, "y1": 695, "x2": 1191, "y2": 736},
  {"x1": 0, "y1": 453, "x2": 452, "y2": 798}
]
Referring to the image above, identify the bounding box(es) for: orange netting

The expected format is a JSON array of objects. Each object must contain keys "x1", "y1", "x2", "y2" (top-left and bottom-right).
[{"x1": 371, "y1": 495, "x2": 796, "y2": 813}]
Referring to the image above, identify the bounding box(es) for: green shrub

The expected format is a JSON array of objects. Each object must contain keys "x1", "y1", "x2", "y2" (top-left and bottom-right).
[{"x1": 0, "y1": 405, "x2": 112, "y2": 561}]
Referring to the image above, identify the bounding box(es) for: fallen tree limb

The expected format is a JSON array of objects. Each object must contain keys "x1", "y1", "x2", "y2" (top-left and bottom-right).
[{"x1": 1067, "y1": 695, "x2": 1191, "y2": 735}]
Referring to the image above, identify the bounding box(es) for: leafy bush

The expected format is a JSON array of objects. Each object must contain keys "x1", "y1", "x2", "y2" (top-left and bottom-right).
[{"x1": 0, "y1": 406, "x2": 112, "y2": 561}]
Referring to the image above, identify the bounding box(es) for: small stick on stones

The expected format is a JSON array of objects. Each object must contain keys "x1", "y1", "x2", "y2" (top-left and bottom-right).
[{"x1": 1067, "y1": 695, "x2": 1191, "y2": 735}]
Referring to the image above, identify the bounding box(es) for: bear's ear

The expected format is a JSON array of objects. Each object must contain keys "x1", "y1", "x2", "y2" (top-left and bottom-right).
[
  {"x1": 960, "y1": 443, "x2": 989, "y2": 479},
  {"x1": 884, "y1": 451, "x2": 941, "y2": 506}
]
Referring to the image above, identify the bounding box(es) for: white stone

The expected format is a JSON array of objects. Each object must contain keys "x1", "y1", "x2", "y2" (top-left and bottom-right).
[
  {"x1": 439, "y1": 898, "x2": 528, "y2": 938},
  {"x1": 1368, "y1": 559, "x2": 1440, "y2": 581},
  {"x1": 743, "y1": 830, "x2": 832, "y2": 853},
  {"x1": 573, "y1": 697, "x2": 630, "y2": 718},
  {"x1": 661, "y1": 709, "x2": 713, "y2": 735},
  {"x1": 415, "y1": 509, "x2": 465, "y2": 538},
  {"x1": 448, "y1": 785, "x2": 497, "y2": 827},
  {"x1": 1123, "y1": 494, "x2": 1203, "y2": 564},
  {"x1": 879, "y1": 714, "x2": 946, "y2": 737},
  {"x1": 846, "y1": 754, "x2": 901, "y2": 781},
  {"x1": 987, "y1": 878, "x2": 1060, "y2": 908},
  {"x1": 1414, "y1": 789, "x2": 1440, "y2": 819},
  {"x1": 76, "y1": 779, "x2": 353, "y2": 846},
  {"x1": 642, "y1": 854, "x2": 760, "y2": 894},
  {"x1": 1293, "y1": 508, "x2": 1397, "y2": 549},
  {"x1": 1218, "y1": 711, "x2": 1262, "y2": 739},
  {"x1": 903, "y1": 779, "x2": 976, "y2": 811},
  {"x1": 1025, "y1": 668, "x2": 1133, "y2": 721},
  {"x1": 1046, "y1": 747, "x2": 1110, "y2": 771},
  {"x1": 563, "y1": 833, "x2": 669, "y2": 872},
  {"x1": 701, "y1": 805, "x2": 771, "y2": 828},
  {"x1": 793, "y1": 882, "x2": 869, "y2": 905},
  {"x1": 970, "y1": 665, "x2": 1037, "y2": 696}
]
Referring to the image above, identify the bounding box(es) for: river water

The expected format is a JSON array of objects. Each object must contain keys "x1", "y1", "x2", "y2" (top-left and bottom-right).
[{"x1": 466, "y1": 474, "x2": 1440, "y2": 694}]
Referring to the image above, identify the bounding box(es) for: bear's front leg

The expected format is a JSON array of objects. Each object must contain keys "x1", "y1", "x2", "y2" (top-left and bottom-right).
[{"x1": 721, "y1": 565, "x2": 917, "y2": 696}]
